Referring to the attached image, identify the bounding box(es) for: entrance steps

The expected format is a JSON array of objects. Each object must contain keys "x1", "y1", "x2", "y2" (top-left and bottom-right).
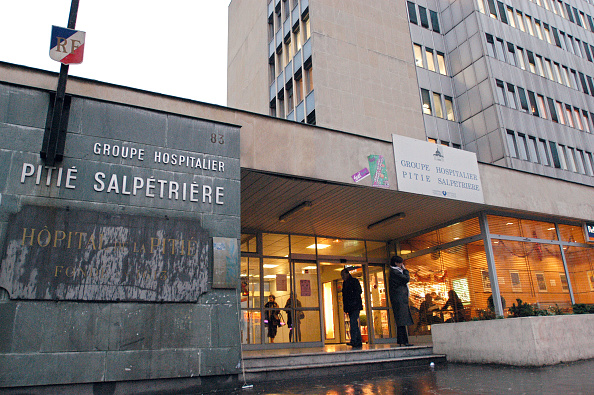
[{"x1": 241, "y1": 344, "x2": 446, "y2": 382}]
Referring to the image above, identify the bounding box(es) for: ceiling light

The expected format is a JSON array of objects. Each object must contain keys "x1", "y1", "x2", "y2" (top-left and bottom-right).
[
  {"x1": 307, "y1": 243, "x2": 330, "y2": 249},
  {"x1": 367, "y1": 212, "x2": 406, "y2": 230},
  {"x1": 279, "y1": 201, "x2": 312, "y2": 222},
  {"x1": 302, "y1": 266, "x2": 317, "y2": 270},
  {"x1": 263, "y1": 275, "x2": 277, "y2": 279},
  {"x1": 263, "y1": 264, "x2": 279, "y2": 268},
  {"x1": 453, "y1": 237, "x2": 460, "y2": 240},
  {"x1": 400, "y1": 249, "x2": 412, "y2": 254},
  {"x1": 547, "y1": 227, "x2": 555, "y2": 231},
  {"x1": 506, "y1": 222, "x2": 514, "y2": 225}
]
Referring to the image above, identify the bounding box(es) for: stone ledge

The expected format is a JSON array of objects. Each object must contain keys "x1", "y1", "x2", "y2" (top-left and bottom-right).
[{"x1": 431, "y1": 314, "x2": 594, "y2": 366}]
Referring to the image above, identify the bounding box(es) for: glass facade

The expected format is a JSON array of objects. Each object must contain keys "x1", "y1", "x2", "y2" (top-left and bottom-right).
[{"x1": 242, "y1": 214, "x2": 594, "y2": 346}]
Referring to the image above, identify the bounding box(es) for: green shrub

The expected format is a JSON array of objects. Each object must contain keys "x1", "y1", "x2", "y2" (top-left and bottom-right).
[
  {"x1": 572, "y1": 304, "x2": 594, "y2": 314},
  {"x1": 508, "y1": 299, "x2": 550, "y2": 317}
]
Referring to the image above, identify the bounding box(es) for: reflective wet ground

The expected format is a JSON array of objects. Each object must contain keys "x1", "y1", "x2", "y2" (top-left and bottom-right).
[{"x1": 231, "y1": 358, "x2": 594, "y2": 394}]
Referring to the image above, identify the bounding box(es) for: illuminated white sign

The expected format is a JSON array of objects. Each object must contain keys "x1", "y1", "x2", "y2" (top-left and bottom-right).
[
  {"x1": 392, "y1": 135, "x2": 484, "y2": 203},
  {"x1": 585, "y1": 223, "x2": 594, "y2": 243}
]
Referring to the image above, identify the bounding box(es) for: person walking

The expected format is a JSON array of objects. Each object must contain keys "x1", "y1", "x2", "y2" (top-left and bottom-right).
[
  {"x1": 388, "y1": 255, "x2": 414, "y2": 346},
  {"x1": 341, "y1": 268, "x2": 363, "y2": 349},
  {"x1": 264, "y1": 294, "x2": 280, "y2": 343}
]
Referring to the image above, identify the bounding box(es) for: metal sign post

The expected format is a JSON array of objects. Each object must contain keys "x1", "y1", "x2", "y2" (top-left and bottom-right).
[{"x1": 41, "y1": 0, "x2": 81, "y2": 166}]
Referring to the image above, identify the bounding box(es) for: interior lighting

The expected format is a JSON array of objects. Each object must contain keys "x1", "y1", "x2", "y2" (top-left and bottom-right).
[
  {"x1": 306, "y1": 244, "x2": 330, "y2": 249},
  {"x1": 367, "y1": 212, "x2": 406, "y2": 230},
  {"x1": 263, "y1": 264, "x2": 279, "y2": 268},
  {"x1": 279, "y1": 201, "x2": 312, "y2": 222}
]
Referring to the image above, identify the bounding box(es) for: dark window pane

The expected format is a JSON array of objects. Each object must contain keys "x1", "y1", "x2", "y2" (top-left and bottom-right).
[
  {"x1": 547, "y1": 98, "x2": 559, "y2": 123},
  {"x1": 579, "y1": 72, "x2": 590, "y2": 94},
  {"x1": 497, "y1": 1, "x2": 508, "y2": 24},
  {"x1": 582, "y1": 42, "x2": 592, "y2": 61},
  {"x1": 517, "y1": 88, "x2": 529, "y2": 112},
  {"x1": 430, "y1": 10, "x2": 440, "y2": 33},
  {"x1": 549, "y1": 141, "x2": 561, "y2": 169},
  {"x1": 552, "y1": 27, "x2": 562, "y2": 47},
  {"x1": 527, "y1": 90, "x2": 539, "y2": 117},
  {"x1": 419, "y1": 6, "x2": 429, "y2": 28},
  {"x1": 573, "y1": 8, "x2": 582, "y2": 26},
  {"x1": 565, "y1": 4, "x2": 575, "y2": 22},
  {"x1": 407, "y1": 2, "x2": 418, "y2": 25},
  {"x1": 487, "y1": 0, "x2": 497, "y2": 18}
]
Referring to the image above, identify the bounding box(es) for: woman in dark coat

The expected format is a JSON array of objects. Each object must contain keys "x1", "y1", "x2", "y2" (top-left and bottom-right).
[{"x1": 388, "y1": 255, "x2": 414, "y2": 346}]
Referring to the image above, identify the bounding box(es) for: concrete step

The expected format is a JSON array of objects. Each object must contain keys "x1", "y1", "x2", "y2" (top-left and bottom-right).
[{"x1": 241, "y1": 346, "x2": 446, "y2": 383}]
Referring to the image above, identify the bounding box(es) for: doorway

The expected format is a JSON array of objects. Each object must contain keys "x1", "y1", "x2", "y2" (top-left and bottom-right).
[{"x1": 320, "y1": 262, "x2": 366, "y2": 344}]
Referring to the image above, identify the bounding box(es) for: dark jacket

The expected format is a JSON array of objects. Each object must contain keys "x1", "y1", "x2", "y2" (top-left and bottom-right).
[
  {"x1": 342, "y1": 276, "x2": 363, "y2": 313},
  {"x1": 388, "y1": 266, "x2": 414, "y2": 326}
]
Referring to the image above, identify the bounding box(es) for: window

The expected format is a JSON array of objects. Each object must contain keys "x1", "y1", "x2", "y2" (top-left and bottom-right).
[
  {"x1": 527, "y1": 90, "x2": 540, "y2": 116},
  {"x1": 507, "y1": 130, "x2": 519, "y2": 158},
  {"x1": 305, "y1": 66, "x2": 313, "y2": 93},
  {"x1": 445, "y1": 96, "x2": 455, "y2": 121},
  {"x1": 565, "y1": 4, "x2": 575, "y2": 22},
  {"x1": 507, "y1": 7, "x2": 516, "y2": 27},
  {"x1": 574, "y1": 39, "x2": 583, "y2": 57},
  {"x1": 549, "y1": 141, "x2": 562, "y2": 168},
  {"x1": 496, "y1": 80, "x2": 507, "y2": 105},
  {"x1": 582, "y1": 110, "x2": 591, "y2": 133},
  {"x1": 553, "y1": 63, "x2": 563, "y2": 83},
  {"x1": 497, "y1": 1, "x2": 508, "y2": 23},
  {"x1": 543, "y1": 24, "x2": 552, "y2": 43},
  {"x1": 557, "y1": 144, "x2": 568, "y2": 170},
  {"x1": 496, "y1": 39, "x2": 507, "y2": 61},
  {"x1": 565, "y1": 104, "x2": 575, "y2": 128},
  {"x1": 487, "y1": 0, "x2": 498, "y2": 18},
  {"x1": 517, "y1": 47, "x2": 526, "y2": 69},
  {"x1": 430, "y1": 10, "x2": 440, "y2": 32},
  {"x1": 419, "y1": 6, "x2": 430, "y2": 28},
  {"x1": 551, "y1": 27, "x2": 562, "y2": 47},
  {"x1": 581, "y1": 151, "x2": 594, "y2": 175},
  {"x1": 436, "y1": 52, "x2": 447, "y2": 75},
  {"x1": 537, "y1": 95, "x2": 547, "y2": 119},
  {"x1": 567, "y1": 147, "x2": 578, "y2": 172},
  {"x1": 547, "y1": 97, "x2": 559, "y2": 122},
  {"x1": 525, "y1": 15, "x2": 535, "y2": 36},
  {"x1": 486, "y1": 34, "x2": 496, "y2": 57},
  {"x1": 295, "y1": 77, "x2": 303, "y2": 102},
  {"x1": 426, "y1": 48, "x2": 436, "y2": 71},
  {"x1": 433, "y1": 92, "x2": 444, "y2": 118},
  {"x1": 582, "y1": 42, "x2": 592, "y2": 61},
  {"x1": 528, "y1": 137, "x2": 540, "y2": 163},
  {"x1": 578, "y1": 72, "x2": 590, "y2": 94},
  {"x1": 535, "y1": 55, "x2": 545, "y2": 77},
  {"x1": 539, "y1": 139, "x2": 551, "y2": 166},
  {"x1": 516, "y1": 11, "x2": 526, "y2": 31},
  {"x1": 517, "y1": 87, "x2": 530, "y2": 112},
  {"x1": 534, "y1": 20, "x2": 544, "y2": 40},
  {"x1": 407, "y1": 1, "x2": 418, "y2": 24},
  {"x1": 517, "y1": 133, "x2": 529, "y2": 160},
  {"x1": 414, "y1": 44, "x2": 424, "y2": 67},
  {"x1": 527, "y1": 51, "x2": 536, "y2": 73},
  {"x1": 562, "y1": 66, "x2": 571, "y2": 86},
  {"x1": 574, "y1": 108, "x2": 584, "y2": 130},
  {"x1": 571, "y1": 70, "x2": 579, "y2": 89},
  {"x1": 421, "y1": 89, "x2": 432, "y2": 115},
  {"x1": 506, "y1": 84, "x2": 518, "y2": 109},
  {"x1": 544, "y1": 59, "x2": 554, "y2": 80},
  {"x1": 556, "y1": 101, "x2": 566, "y2": 124},
  {"x1": 507, "y1": 43, "x2": 517, "y2": 66}
]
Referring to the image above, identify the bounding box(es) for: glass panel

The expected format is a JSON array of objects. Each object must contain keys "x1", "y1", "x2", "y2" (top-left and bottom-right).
[
  {"x1": 440, "y1": 217, "x2": 481, "y2": 243},
  {"x1": 263, "y1": 258, "x2": 290, "y2": 343},
  {"x1": 373, "y1": 310, "x2": 390, "y2": 339},
  {"x1": 263, "y1": 233, "x2": 289, "y2": 256},
  {"x1": 565, "y1": 246, "x2": 594, "y2": 304},
  {"x1": 492, "y1": 240, "x2": 572, "y2": 311},
  {"x1": 558, "y1": 224, "x2": 586, "y2": 243},
  {"x1": 316, "y1": 237, "x2": 366, "y2": 257},
  {"x1": 241, "y1": 233, "x2": 257, "y2": 253},
  {"x1": 368, "y1": 266, "x2": 387, "y2": 308},
  {"x1": 414, "y1": 44, "x2": 424, "y2": 68},
  {"x1": 407, "y1": 241, "x2": 486, "y2": 336},
  {"x1": 290, "y1": 234, "x2": 316, "y2": 254},
  {"x1": 241, "y1": 310, "x2": 262, "y2": 345},
  {"x1": 240, "y1": 256, "x2": 261, "y2": 345},
  {"x1": 366, "y1": 241, "x2": 388, "y2": 261},
  {"x1": 487, "y1": 215, "x2": 558, "y2": 240}
]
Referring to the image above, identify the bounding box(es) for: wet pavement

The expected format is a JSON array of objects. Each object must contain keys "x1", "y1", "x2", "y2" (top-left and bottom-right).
[{"x1": 230, "y1": 358, "x2": 594, "y2": 394}]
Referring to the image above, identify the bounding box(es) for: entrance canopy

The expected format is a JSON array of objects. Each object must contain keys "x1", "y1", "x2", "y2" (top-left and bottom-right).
[{"x1": 241, "y1": 169, "x2": 486, "y2": 242}]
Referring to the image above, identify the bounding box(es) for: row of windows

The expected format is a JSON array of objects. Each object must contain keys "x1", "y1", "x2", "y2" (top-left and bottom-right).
[
  {"x1": 526, "y1": 0, "x2": 594, "y2": 33},
  {"x1": 427, "y1": 138, "x2": 462, "y2": 150},
  {"x1": 506, "y1": 129, "x2": 594, "y2": 176},
  {"x1": 420, "y1": 88, "x2": 456, "y2": 121},
  {"x1": 495, "y1": 78, "x2": 594, "y2": 134},
  {"x1": 413, "y1": 43, "x2": 447, "y2": 75},
  {"x1": 478, "y1": 0, "x2": 594, "y2": 62},
  {"x1": 407, "y1": 1, "x2": 441, "y2": 33},
  {"x1": 486, "y1": 32, "x2": 594, "y2": 98}
]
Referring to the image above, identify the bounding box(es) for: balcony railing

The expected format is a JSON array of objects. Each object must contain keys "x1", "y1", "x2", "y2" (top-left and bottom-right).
[
  {"x1": 270, "y1": 81, "x2": 276, "y2": 103},
  {"x1": 268, "y1": 1, "x2": 274, "y2": 21},
  {"x1": 293, "y1": 49, "x2": 302, "y2": 78},
  {"x1": 283, "y1": 18, "x2": 291, "y2": 42},
  {"x1": 276, "y1": 29, "x2": 282, "y2": 53},
  {"x1": 287, "y1": 110, "x2": 295, "y2": 121},
  {"x1": 269, "y1": 40, "x2": 275, "y2": 63},
  {"x1": 285, "y1": 60, "x2": 292, "y2": 87},
  {"x1": 277, "y1": 72, "x2": 284, "y2": 96}
]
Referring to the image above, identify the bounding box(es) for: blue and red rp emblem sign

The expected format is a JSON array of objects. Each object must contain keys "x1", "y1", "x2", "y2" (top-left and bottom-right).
[{"x1": 49, "y1": 25, "x2": 85, "y2": 64}]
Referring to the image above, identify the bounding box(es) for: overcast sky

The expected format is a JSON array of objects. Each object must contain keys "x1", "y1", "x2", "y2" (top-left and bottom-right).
[{"x1": 0, "y1": 0, "x2": 231, "y2": 106}]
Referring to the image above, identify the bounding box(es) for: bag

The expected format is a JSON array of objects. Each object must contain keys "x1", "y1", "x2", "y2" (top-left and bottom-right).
[
  {"x1": 299, "y1": 311, "x2": 305, "y2": 319},
  {"x1": 277, "y1": 313, "x2": 286, "y2": 327}
]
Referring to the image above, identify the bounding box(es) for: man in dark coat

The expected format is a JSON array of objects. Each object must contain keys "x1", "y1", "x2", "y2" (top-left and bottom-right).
[
  {"x1": 341, "y1": 268, "x2": 363, "y2": 348},
  {"x1": 388, "y1": 255, "x2": 414, "y2": 346}
]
